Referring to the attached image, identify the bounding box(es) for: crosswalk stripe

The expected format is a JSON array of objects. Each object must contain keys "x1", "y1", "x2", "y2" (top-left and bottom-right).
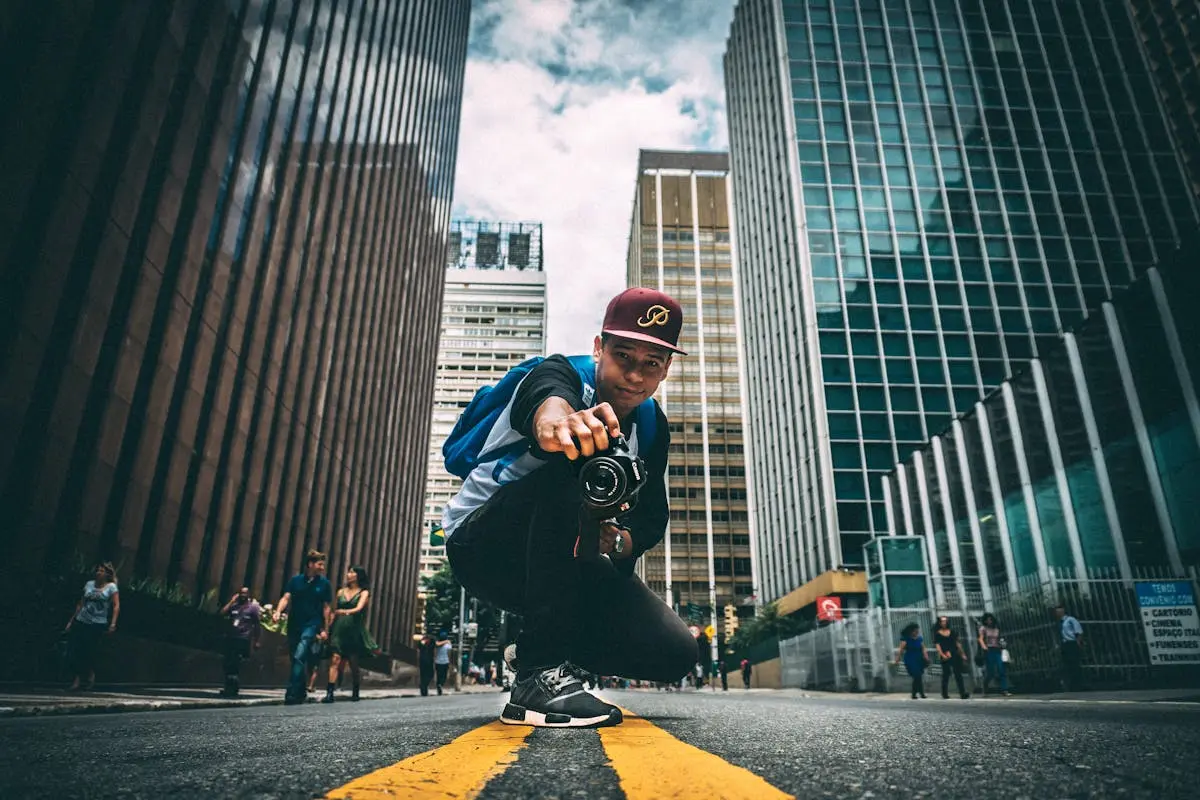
[
  {"x1": 598, "y1": 710, "x2": 794, "y2": 800},
  {"x1": 324, "y1": 720, "x2": 532, "y2": 799}
]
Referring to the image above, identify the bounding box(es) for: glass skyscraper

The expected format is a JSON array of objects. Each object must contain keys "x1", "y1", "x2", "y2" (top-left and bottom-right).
[
  {"x1": 885, "y1": 237, "x2": 1200, "y2": 594},
  {"x1": 725, "y1": 0, "x2": 1199, "y2": 603},
  {"x1": 1128, "y1": 0, "x2": 1200, "y2": 200}
]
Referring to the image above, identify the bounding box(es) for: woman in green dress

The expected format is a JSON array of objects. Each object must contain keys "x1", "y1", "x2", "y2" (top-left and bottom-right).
[{"x1": 322, "y1": 566, "x2": 374, "y2": 703}]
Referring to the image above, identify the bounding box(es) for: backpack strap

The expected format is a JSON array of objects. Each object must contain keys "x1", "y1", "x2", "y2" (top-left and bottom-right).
[{"x1": 635, "y1": 399, "x2": 658, "y2": 454}]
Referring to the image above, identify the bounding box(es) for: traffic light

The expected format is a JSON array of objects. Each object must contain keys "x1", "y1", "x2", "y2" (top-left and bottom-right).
[{"x1": 723, "y1": 604, "x2": 738, "y2": 636}]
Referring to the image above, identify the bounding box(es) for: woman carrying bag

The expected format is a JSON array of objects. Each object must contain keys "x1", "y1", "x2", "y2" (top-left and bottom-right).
[{"x1": 64, "y1": 563, "x2": 120, "y2": 691}]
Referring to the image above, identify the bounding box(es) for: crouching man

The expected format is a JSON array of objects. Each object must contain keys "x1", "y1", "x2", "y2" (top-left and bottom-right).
[{"x1": 443, "y1": 288, "x2": 697, "y2": 728}]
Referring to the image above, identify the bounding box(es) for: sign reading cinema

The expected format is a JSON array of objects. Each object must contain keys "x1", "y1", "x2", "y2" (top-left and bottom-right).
[{"x1": 1136, "y1": 582, "x2": 1200, "y2": 666}]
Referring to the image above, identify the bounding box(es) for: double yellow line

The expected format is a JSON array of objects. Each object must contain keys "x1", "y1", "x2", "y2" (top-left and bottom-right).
[{"x1": 326, "y1": 710, "x2": 793, "y2": 799}]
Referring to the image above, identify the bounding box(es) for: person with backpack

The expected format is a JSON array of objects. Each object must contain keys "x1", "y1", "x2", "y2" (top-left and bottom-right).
[{"x1": 442, "y1": 288, "x2": 696, "y2": 728}]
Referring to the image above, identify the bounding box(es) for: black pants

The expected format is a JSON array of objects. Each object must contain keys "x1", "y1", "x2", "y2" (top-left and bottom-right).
[
  {"x1": 446, "y1": 458, "x2": 695, "y2": 682},
  {"x1": 223, "y1": 637, "x2": 251, "y2": 695},
  {"x1": 68, "y1": 623, "x2": 106, "y2": 681},
  {"x1": 435, "y1": 663, "x2": 449, "y2": 690},
  {"x1": 940, "y1": 657, "x2": 967, "y2": 697},
  {"x1": 1061, "y1": 641, "x2": 1084, "y2": 691},
  {"x1": 419, "y1": 663, "x2": 433, "y2": 696}
]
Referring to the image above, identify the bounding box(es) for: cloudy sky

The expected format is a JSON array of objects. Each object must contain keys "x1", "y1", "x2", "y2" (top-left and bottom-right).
[{"x1": 451, "y1": 0, "x2": 737, "y2": 353}]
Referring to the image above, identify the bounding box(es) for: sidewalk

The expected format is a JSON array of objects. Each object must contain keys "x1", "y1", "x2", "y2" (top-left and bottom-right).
[
  {"x1": 766, "y1": 687, "x2": 1200, "y2": 704},
  {"x1": 0, "y1": 683, "x2": 505, "y2": 719},
  {"x1": 621, "y1": 685, "x2": 1200, "y2": 704}
]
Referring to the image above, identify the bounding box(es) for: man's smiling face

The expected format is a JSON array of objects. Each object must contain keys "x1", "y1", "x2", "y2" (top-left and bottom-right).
[{"x1": 592, "y1": 334, "x2": 672, "y2": 420}]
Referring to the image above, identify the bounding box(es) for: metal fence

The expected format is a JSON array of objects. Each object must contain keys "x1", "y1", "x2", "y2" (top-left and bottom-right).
[
  {"x1": 982, "y1": 566, "x2": 1200, "y2": 691},
  {"x1": 779, "y1": 606, "x2": 938, "y2": 693},
  {"x1": 778, "y1": 566, "x2": 1200, "y2": 693}
]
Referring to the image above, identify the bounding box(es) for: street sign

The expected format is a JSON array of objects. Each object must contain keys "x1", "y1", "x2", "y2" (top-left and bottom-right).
[
  {"x1": 1135, "y1": 581, "x2": 1200, "y2": 666},
  {"x1": 704, "y1": 624, "x2": 716, "y2": 639},
  {"x1": 817, "y1": 595, "x2": 843, "y2": 622},
  {"x1": 688, "y1": 625, "x2": 701, "y2": 639}
]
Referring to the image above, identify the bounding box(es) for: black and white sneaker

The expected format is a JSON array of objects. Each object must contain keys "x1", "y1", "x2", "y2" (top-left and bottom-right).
[{"x1": 500, "y1": 662, "x2": 622, "y2": 728}]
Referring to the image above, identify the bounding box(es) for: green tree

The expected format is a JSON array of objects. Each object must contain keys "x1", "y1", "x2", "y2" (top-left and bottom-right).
[
  {"x1": 421, "y1": 563, "x2": 462, "y2": 636},
  {"x1": 420, "y1": 563, "x2": 504, "y2": 663},
  {"x1": 725, "y1": 602, "x2": 812, "y2": 653}
]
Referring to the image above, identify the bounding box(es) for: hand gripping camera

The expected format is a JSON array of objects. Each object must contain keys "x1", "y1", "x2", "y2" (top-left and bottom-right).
[{"x1": 577, "y1": 434, "x2": 647, "y2": 520}]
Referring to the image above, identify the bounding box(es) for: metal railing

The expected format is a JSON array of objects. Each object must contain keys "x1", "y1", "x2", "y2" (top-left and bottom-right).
[{"x1": 778, "y1": 566, "x2": 1200, "y2": 693}]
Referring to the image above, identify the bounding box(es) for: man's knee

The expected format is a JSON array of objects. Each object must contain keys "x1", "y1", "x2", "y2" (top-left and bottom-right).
[{"x1": 657, "y1": 625, "x2": 700, "y2": 682}]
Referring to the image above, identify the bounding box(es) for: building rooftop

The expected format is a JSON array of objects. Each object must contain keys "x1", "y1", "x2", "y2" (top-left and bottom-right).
[{"x1": 638, "y1": 149, "x2": 729, "y2": 173}]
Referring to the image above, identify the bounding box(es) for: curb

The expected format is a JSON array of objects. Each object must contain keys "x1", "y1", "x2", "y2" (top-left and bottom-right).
[{"x1": 0, "y1": 693, "x2": 417, "y2": 719}]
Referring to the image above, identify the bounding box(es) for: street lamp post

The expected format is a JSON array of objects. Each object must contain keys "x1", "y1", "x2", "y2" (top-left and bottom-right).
[{"x1": 456, "y1": 585, "x2": 466, "y2": 690}]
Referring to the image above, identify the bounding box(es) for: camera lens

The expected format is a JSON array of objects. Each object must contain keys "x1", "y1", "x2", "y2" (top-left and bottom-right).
[{"x1": 581, "y1": 458, "x2": 627, "y2": 506}]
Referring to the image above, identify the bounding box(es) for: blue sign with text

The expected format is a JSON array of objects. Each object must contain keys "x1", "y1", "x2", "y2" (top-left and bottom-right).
[{"x1": 1135, "y1": 581, "x2": 1197, "y2": 608}]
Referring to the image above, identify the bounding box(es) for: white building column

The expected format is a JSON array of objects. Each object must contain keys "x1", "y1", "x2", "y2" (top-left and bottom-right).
[
  {"x1": 690, "y1": 172, "x2": 719, "y2": 669},
  {"x1": 1001, "y1": 382, "x2": 1051, "y2": 584},
  {"x1": 726, "y1": 171, "x2": 761, "y2": 608},
  {"x1": 1063, "y1": 332, "x2": 1131, "y2": 581}
]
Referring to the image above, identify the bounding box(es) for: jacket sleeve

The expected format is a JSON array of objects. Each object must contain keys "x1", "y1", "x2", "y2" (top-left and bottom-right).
[
  {"x1": 510, "y1": 354, "x2": 585, "y2": 440},
  {"x1": 615, "y1": 403, "x2": 671, "y2": 575}
]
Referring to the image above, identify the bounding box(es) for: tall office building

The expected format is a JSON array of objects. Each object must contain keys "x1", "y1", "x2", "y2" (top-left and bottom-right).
[
  {"x1": 0, "y1": 0, "x2": 470, "y2": 655},
  {"x1": 725, "y1": 0, "x2": 1199, "y2": 604},
  {"x1": 1129, "y1": 0, "x2": 1200, "y2": 199},
  {"x1": 420, "y1": 222, "x2": 546, "y2": 597},
  {"x1": 625, "y1": 151, "x2": 758, "y2": 636}
]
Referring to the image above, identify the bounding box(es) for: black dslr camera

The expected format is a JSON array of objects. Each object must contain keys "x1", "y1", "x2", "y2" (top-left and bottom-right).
[{"x1": 578, "y1": 435, "x2": 647, "y2": 519}]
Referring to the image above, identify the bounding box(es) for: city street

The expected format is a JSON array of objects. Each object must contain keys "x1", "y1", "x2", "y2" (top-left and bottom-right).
[{"x1": 1, "y1": 688, "x2": 1197, "y2": 799}]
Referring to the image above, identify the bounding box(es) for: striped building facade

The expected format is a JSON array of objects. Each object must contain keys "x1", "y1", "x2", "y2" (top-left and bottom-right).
[{"x1": 0, "y1": 0, "x2": 470, "y2": 654}]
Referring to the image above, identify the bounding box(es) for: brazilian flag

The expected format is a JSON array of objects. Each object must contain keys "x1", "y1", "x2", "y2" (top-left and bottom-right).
[{"x1": 429, "y1": 522, "x2": 445, "y2": 548}]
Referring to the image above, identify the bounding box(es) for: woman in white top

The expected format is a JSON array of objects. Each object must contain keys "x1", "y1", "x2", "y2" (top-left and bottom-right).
[{"x1": 64, "y1": 563, "x2": 120, "y2": 691}]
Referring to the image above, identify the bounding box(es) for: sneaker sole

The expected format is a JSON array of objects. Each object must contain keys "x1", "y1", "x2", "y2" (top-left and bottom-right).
[{"x1": 499, "y1": 703, "x2": 622, "y2": 728}]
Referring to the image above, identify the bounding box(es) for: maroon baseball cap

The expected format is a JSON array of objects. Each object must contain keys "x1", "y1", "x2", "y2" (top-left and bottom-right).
[{"x1": 601, "y1": 287, "x2": 687, "y2": 355}]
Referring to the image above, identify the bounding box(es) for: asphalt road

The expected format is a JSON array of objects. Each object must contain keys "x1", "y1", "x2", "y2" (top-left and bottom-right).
[{"x1": 1, "y1": 688, "x2": 1198, "y2": 799}]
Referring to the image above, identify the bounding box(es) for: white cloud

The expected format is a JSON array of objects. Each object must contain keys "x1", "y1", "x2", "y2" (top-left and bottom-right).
[{"x1": 452, "y1": 0, "x2": 736, "y2": 352}]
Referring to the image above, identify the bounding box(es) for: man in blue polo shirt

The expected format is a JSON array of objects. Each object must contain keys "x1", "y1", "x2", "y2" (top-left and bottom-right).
[
  {"x1": 274, "y1": 550, "x2": 334, "y2": 704},
  {"x1": 1055, "y1": 604, "x2": 1085, "y2": 692}
]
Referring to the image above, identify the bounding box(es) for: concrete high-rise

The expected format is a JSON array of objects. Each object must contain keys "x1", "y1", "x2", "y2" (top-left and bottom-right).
[
  {"x1": 625, "y1": 151, "x2": 759, "y2": 639},
  {"x1": 419, "y1": 222, "x2": 547, "y2": 606},
  {"x1": 725, "y1": 0, "x2": 1199, "y2": 605},
  {"x1": 0, "y1": 0, "x2": 471, "y2": 658}
]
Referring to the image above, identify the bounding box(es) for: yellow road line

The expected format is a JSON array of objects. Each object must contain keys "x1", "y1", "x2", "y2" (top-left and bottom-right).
[
  {"x1": 325, "y1": 720, "x2": 532, "y2": 799},
  {"x1": 598, "y1": 709, "x2": 794, "y2": 800}
]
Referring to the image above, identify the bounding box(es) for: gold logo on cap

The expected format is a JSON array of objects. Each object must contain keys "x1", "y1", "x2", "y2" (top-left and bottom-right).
[{"x1": 637, "y1": 305, "x2": 670, "y2": 327}]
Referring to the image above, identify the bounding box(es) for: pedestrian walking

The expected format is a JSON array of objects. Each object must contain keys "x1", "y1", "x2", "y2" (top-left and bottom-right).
[
  {"x1": 434, "y1": 630, "x2": 452, "y2": 695},
  {"x1": 273, "y1": 550, "x2": 333, "y2": 705},
  {"x1": 219, "y1": 587, "x2": 262, "y2": 697},
  {"x1": 740, "y1": 658, "x2": 752, "y2": 689},
  {"x1": 933, "y1": 616, "x2": 970, "y2": 700},
  {"x1": 719, "y1": 660, "x2": 728, "y2": 691},
  {"x1": 1055, "y1": 605, "x2": 1086, "y2": 691},
  {"x1": 418, "y1": 634, "x2": 435, "y2": 696},
  {"x1": 63, "y1": 563, "x2": 120, "y2": 691},
  {"x1": 976, "y1": 613, "x2": 1011, "y2": 696},
  {"x1": 895, "y1": 622, "x2": 930, "y2": 699},
  {"x1": 441, "y1": 288, "x2": 694, "y2": 728},
  {"x1": 322, "y1": 566, "x2": 373, "y2": 703}
]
